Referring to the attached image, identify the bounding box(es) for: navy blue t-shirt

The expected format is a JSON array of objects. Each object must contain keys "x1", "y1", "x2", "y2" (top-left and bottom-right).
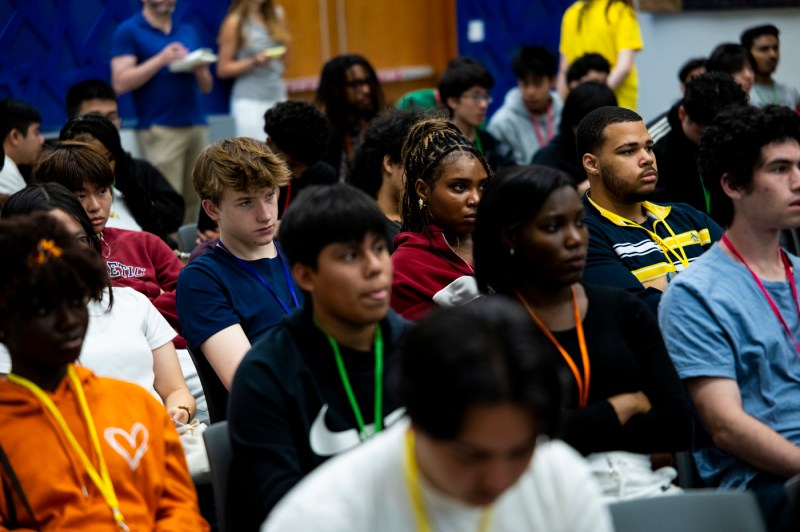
[{"x1": 177, "y1": 244, "x2": 303, "y2": 352}]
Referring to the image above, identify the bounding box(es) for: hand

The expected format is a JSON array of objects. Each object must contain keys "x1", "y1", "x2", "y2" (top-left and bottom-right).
[
  {"x1": 608, "y1": 391, "x2": 652, "y2": 425},
  {"x1": 642, "y1": 276, "x2": 669, "y2": 292},
  {"x1": 159, "y1": 42, "x2": 189, "y2": 66},
  {"x1": 170, "y1": 406, "x2": 191, "y2": 425},
  {"x1": 250, "y1": 53, "x2": 270, "y2": 70},
  {"x1": 196, "y1": 228, "x2": 220, "y2": 244}
]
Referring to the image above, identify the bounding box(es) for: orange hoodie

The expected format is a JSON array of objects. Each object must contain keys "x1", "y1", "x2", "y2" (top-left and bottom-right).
[{"x1": 0, "y1": 365, "x2": 208, "y2": 531}]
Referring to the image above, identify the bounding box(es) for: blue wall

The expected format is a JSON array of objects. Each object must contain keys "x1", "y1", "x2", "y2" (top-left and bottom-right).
[
  {"x1": 456, "y1": 0, "x2": 574, "y2": 115},
  {"x1": 0, "y1": 0, "x2": 230, "y2": 130}
]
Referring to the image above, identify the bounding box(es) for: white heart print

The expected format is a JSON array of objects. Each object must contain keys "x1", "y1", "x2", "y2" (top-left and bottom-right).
[{"x1": 104, "y1": 422, "x2": 149, "y2": 471}]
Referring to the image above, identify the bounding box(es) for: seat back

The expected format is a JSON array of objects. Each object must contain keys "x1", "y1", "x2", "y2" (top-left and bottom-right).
[
  {"x1": 610, "y1": 490, "x2": 766, "y2": 532},
  {"x1": 203, "y1": 421, "x2": 232, "y2": 532},
  {"x1": 178, "y1": 223, "x2": 198, "y2": 253},
  {"x1": 186, "y1": 347, "x2": 228, "y2": 423}
]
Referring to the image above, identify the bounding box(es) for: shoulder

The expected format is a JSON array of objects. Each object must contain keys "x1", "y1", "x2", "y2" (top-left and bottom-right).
[{"x1": 264, "y1": 422, "x2": 405, "y2": 531}]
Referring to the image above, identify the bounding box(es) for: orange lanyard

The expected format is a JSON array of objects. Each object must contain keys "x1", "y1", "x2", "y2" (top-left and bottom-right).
[{"x1": 516, "y1": 287, "x2": 590, "y2": 407}]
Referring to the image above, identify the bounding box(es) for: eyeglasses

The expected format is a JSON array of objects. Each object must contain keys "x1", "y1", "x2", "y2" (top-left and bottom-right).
[
  {"x1": 461, "y1": 92, "x2": 493, "y2": 103},
  {"x1": 84, "y1": 111, "x2": 121, "y2": 124},
  {"x1": 345, "y1": 78, "x2": 372, "y2": 88}
]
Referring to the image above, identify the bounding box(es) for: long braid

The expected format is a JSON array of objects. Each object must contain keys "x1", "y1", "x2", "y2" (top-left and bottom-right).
[{"x1": 400, "y1": 117, "x2": 491, "y2": 232}]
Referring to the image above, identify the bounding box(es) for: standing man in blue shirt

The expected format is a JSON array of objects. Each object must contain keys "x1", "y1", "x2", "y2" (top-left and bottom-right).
[{"x1": 111, "y1": 0, "x2": 213, "y2": 224}]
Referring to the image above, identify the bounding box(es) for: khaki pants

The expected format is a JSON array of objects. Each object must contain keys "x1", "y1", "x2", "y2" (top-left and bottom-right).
[{"x1": 138, "y1": 125, "x2": 208, "y2": 224}]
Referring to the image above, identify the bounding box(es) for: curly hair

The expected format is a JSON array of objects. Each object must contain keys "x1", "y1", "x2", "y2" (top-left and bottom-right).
[
  {"x1": 263, "y1": 101, "x2": 331, "y2": 165},
  {"x1": 400, "y1": 117, "x2": 491, "y2": 232},
  {"x1": 0, "y1": 212, "x2": 107, "y2": 320},
  {"x1": 192, "y1": 137, "x2": 291, "y2": 204},
  {"x1": 682, "y1": 72, "x2": 748, "y2": 126},
  {"x1": 350, "y1": 108, "x2": 425, "y2": 199},
  {"x1": 698, "y1": 105, "x2": 800, "y2": 227}
]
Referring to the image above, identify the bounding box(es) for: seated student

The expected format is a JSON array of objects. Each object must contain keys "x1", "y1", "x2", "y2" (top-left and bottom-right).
[
  {"x1": 350, "y1": 108, "x2": 423, "y2": 251},
  {"x1": 0, "y1": 98, "x2": 44, "y2": 195},
  {"x1": 65, "y1": 79, "x2": 185, "y2": 245},
  {"x1": 678, "y1": 57, "x2": 707, "y2": 94},
  {"x1": 659, "y1": 105, "x2": 800, "y2": 532},
  {"x1": 176, "y1": 137, "x2": 301, "y2": 419},
  {"x1": 473, "y1": 165, "x2": 691, "y2": 497},
  {"x1": 263, "y1": 297, "x2": 613, "y2": 532},
  {"x1": 227, "y1": 184, "x2": 408, "y2": 529},
  {"x1": 316, "y1": 54, "x2": 385, "y2": 181},
  {"x1": 30, "y1": 141, "x2": 187, "y2": 346},
  {"x1": 0, "y1": 213, "x2": 208, "y2": 530},
  {"x1": 707, "y1": 43, "x2": 755, "y2": 95},
  {"x1": 1, "y1": 183, "x2": 198, "y2": 425},
  {"x1": 194, "y1": 102, "x2": 338, "y2": 256},
  {"x1": 264, "y1": 100, "x2": 338, "y2": 218},
  {"x1": 533, "y1": 82, "x2": 618, "y2": 189},
  {"x1": 438, "y1": 57, "x2": 515, "y2": 172},
  {"x1": 741, "y1": 25, "x2": 799, "y2": 110},
  {"x1": 648, "y1": 72, "x2": 748, "y2": 215},
  {"x1": 566, "y1": 52, "x2": 611, "y2": 91},
  {"x1": 391, "y1": 118, "x2": 491, "y2": 320},
  {"x1": 576, "y1": 106, "x2": 722, "y2": 315},
  {"x1": 488, "y1": 46, "x2": 563, "y2": 165}
]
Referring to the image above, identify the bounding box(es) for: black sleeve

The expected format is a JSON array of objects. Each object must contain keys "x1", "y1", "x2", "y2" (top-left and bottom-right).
[
  {"x1": 560, "y1": 288, "x2": 692, "y2": 455},
  {"x1": 612, "y1": 290, "x2": 692, "y2": 453},
  {"x1": 130, "y1": 158, "x2": 185, "y2": 234},
  {"x1": 228, "y1": 351, "x2": 305, "y2": 530}
]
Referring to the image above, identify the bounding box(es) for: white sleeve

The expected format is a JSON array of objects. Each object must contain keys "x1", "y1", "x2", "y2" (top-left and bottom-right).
[{"x1": 127, "y1": 288, "x2": 177, "y2": 350}]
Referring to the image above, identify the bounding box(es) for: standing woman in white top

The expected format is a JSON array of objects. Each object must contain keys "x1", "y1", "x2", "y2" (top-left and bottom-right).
[{"x1": 217, "y1": 0, "x2": 290, "y2": 140}]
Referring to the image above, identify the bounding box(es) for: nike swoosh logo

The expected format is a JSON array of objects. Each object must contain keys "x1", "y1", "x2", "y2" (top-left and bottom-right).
[{"x1": 309, "y1": 404, "x2": 406, "y2": 457}]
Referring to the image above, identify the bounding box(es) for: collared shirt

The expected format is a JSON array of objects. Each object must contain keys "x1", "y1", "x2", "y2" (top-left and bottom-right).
[
  {"x1": 582, "y1": 193, "x2": 722, "y2": 315},
  {"x1": 0, "y1": 155, "x2": 26, "y2": 194}
]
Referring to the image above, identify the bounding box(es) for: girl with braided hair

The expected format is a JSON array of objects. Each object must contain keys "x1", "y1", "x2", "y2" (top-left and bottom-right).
[
  {"x1": 0, "y1": 212, "x2": 207, "y2": 530},
  {"x1": 390, "y1": 117, "x2": 491, "y2": 320}
]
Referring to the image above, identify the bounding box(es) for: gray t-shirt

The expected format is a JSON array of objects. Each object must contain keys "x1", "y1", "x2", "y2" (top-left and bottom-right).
[
  {"x1": 231, "y1": 17, "x2": 286, "y2": 102},
  {"x1": 659, "y1": 243, "x2": 800, "y2": 488},
  {"x1": 749, "y1": 81, "x2": 800, "y2": 109}
]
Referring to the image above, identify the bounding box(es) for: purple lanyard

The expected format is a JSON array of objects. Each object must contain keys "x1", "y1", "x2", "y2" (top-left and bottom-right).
[
  {"x1": 722, "y1": 235, "x2": 800, "y2": 355},
  {"x1": 217, "y1": 240, "x2": 299, "y2": 314}
]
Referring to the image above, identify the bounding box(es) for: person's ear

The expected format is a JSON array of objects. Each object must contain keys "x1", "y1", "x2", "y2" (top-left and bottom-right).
[
  {"x1": 501, "y1": 226, "x2": 519, "y2": 252},
  {"x1": 720, "y1": 173, "x2": 744, "y2": 200},
  {"x1": 678, "y1": 104, "x2": 687, "y2": 123},
  {"x1": 202, "y1": 199, "x2": 222, "y2": 223},
  {"x1": 6, "y1": 128, "x2": 23, "y2": 147},
  {"x1": 414, "y1": 178, "x2": 429, "y2": 204},
  {"x1": 292, "y1": 262, "x2": 316, "y2": 293},
  {"x1": 381, "y1": 154, "x2": 395, "y2": 179},
  {"x1": 583, "y1": 153, "x2": 600, "y2": 177},
  {"x1": 445, "y1": 96, "x2": 460, "y2": 112}
]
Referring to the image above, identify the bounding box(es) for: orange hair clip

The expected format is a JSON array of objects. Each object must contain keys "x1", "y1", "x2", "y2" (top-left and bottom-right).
[{"x1": 27, "y1": 239, "x2": 63, "y2": 268}]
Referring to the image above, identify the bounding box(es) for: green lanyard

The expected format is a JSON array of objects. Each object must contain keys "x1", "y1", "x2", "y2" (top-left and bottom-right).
[
  {"x1": 315, "y1": 321, "x2": 384, "y2": 441},
  {"x1": 474, "y1": 132, "x2": 484, "y2": 155}
]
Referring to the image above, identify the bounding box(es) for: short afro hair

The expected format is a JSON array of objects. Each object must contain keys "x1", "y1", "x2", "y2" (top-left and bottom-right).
[
  {"x1": 575, "y1": 106, "x2": 642, "y2": 157},
  {"x1": 263, "y1": 101, "x2": 331, "y2": 166},
  {"x1": 682, "y1": 72, "x2": 748, "y2": 126},
  {"x1": 699, "y1": 105, "x2": 800, "y2": 227}
]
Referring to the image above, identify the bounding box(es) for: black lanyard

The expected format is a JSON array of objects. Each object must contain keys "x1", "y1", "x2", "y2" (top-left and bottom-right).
[{"x1": 216, "y1": 241, "x2": 299, "y2": 313}]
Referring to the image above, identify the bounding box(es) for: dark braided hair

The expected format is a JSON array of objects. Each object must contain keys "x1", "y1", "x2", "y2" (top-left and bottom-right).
[{"x1": 400, "y1": 117, "x2": 492, "y2": 233}]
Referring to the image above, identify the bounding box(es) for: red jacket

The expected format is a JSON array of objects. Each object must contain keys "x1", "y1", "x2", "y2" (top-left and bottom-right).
[
  {"x1": 103, "y1": 227, "x2": 186, "y2": 348},
  {"x1": 391, "y1": 226, "x2": 475, "y2": 320}
]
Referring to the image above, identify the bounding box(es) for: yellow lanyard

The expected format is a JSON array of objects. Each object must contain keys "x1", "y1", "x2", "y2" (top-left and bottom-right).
[
  {"x1": 8, "y1": 366, "x2": 129, "y2": 531},
  {"x1": 587, "y1": 195, "x2": 691, "y2": 269},
  {"x1": 403, "y1": 430, "x2": 493, "y2": 532}
]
